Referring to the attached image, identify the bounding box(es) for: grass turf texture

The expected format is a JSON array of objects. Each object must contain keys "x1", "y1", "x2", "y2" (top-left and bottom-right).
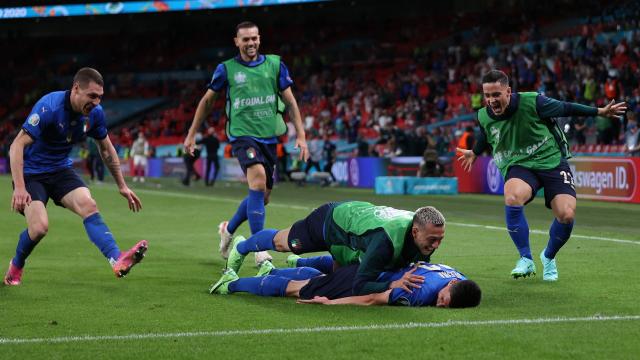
[{"x1": 1, "y1": 174, "x2": 638, "y2": 359}]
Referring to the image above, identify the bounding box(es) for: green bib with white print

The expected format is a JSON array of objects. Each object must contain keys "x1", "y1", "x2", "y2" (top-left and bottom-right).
[
  {"x1": 477, "y1": 92, "x2": 562, "y2": 177},
  {"x1": 224, "y1": 54, "x2": 287, "y2": 138}
]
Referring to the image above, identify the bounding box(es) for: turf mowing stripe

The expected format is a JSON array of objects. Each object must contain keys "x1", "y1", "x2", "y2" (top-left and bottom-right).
[
  {"x1": 132, "y1": 189, "x2": 640, "y2": 245},
  {"x1": 1, "y1": 315, "x2": 638, "y2": 345}
]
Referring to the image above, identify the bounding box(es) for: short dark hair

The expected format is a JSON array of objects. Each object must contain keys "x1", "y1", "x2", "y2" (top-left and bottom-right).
[
  {"x1": 73, "y1": 67, "x2": 104, "y2": 88},
  {"x1": 449, "y1": 280, "x2": 482, "y2": 308},
  {"x1": 236, "y1": 21, "x2": 258, "y2": 36},
  {"x1": 481, "y1": 70, "x2": 509, "y2": 86}
]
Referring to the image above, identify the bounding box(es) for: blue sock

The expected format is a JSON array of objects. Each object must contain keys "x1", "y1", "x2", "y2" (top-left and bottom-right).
[
  {"x1": 227, "y1": 197, "x2": 249, "y2": 234},
  {"x1": 236, "y1": 229, "x2": 277, "y2": 255},
  {"x1": 12, "y1": 229, "x2": 38, "y2": 269},
  {"x1": 83, "y1": 213, "x2": 121, "y2": 263},
  {"x1": 247, "y1": 189, "x2": 265, "y2": 235},
  {"x1": 270, "y1": 267, "x2": 323, "y2": 280},
  {"x1": 544, "y1": 219, "x2": 574, "y2": 259},
  {"x1": 228, "y1": 275, "x2": 290, "y2": 297},
  {"x1": 505, "y1": 205, "x2": 532, "y2": 259},
  {"x1": 296, "y1": 255, "x2": 334, "y2": 274}
]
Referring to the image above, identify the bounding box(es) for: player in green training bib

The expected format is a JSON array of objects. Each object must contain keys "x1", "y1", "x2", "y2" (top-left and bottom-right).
[
  {"x1": 183, "y1": 21, "x2": 309, "y2": 266},
  {"x1": 457, "y1": 70, "x2": 626, "y2": 281},
  {"x1": 224, "y1": 201, "x2": 446, "y2": 295}
]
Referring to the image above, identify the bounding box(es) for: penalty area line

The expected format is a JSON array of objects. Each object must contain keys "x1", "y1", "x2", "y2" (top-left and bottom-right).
[{"x1": 1, "y1": 315, "x2": 639, "y2": 345}]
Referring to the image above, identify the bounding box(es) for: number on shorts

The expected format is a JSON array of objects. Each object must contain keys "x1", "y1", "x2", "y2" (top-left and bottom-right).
[{"x1": 559, "y1": 170, "x2": 575, "y2": 186}]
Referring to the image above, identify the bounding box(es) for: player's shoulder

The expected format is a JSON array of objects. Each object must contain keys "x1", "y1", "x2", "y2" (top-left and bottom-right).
[{"x1": 37, "y1": 91, "x2": 66, "y2": 113}]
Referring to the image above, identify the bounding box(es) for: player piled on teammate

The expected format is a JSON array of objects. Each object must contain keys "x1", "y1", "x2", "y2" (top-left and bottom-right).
[
  {"x1": 210, "y1": 260, "x2": 481, "y2": 308},
  {"x1": 224, "y1": 201, "x2": 445, "y2": 295},
  {"x1": 457, "y1": 70, "x2": 626, "y2": 281},
  {"x1": 5, "y1": 67, "x2": 148, "y2": 286},
  {"x1": 183, "y1": 21, "x2": 308, "y2": 264}
]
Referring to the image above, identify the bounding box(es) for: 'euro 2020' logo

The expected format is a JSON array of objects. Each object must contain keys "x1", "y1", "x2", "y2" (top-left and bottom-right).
[{"x1": 487, "y1": 159, "x2": 501, "y2": 193}]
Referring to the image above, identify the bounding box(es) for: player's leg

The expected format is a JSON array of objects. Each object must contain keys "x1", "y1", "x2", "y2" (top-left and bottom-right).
[
  {"x1": 246, "y1": 163, "x2": 268, "y2": 234},
  {"x1": 504, "y1": 166, "x2": 540, "y2": 278},
  {"x1": 226, "y1": 229, "x2": 289, "y2": 273},
  {"x1": 209, "y1": 267, "x2": 310, "y2": 297},
  {"x1": 288, "y1": 255, "x2": 335, "y2": 274},
  {"x1": 4, "y1": 201, "x2": 49, "y2": 285},
  {"x1": 57, "y1": 171, "x2": 146, "y2": 277},
  {"x1": 540, "y1": 161, "x2": 577, "y2": 281}
]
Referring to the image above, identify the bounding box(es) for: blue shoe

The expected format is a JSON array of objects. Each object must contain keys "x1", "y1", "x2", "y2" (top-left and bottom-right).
[
  {"x1": 286, "y1": 254, "x2": 301, "y2": 268},
  {"x1": 209, "y1": 268, "x2": 239, "y2": 295},
  {"x1": 256, "y1": 259, "x2": 275, "y2": 277},
  {"x1": 511, "y1": 257, "x2": 536, "y2": 279},
  {"x1": 540, "y1": 250, "x2": 558, "y2": 281},
  {"x1": 226, "y1": 236, "x2": 247, "y2": 274}
]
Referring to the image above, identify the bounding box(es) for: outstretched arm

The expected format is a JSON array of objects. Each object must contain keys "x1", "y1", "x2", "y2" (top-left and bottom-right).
[
  {"x1": 184, "y1": 89, "x2": 218, "y2": 156},
  {"x1": 536, "y1": 95, "x2": 627, "y2": 120},
  {"x1": 96, "y1": 136, "x2": 142, "y2": 212},
  {"x1": 281, "y1": 87, "x2": 309, "y2": 161},
  {"x1": 297, "y1": 290, "x2": 392, "y2": 306}
]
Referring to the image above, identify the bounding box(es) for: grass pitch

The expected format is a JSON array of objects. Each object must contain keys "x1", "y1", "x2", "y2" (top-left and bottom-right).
[{"x1": 1, "y1": 174, "x2": 639, "y2": 359}]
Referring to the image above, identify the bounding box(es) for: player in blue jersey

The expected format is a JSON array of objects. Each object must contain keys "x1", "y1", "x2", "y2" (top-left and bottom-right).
[
  {"x1": 183, "y1": 21, "x2": 308, "y2": 266},
  {"x1": 210, "y1": 261, "x2": 481, "y2": 308},
  {"x1": 5, "y1": 67, "x2": 148, "y2": 286}
]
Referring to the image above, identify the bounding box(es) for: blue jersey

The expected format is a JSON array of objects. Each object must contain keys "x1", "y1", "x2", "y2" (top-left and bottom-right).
[
  {"x1": 22, "y1": 91, "x2": 108, "y2": 174},
  {"x1": 378, "y1": 262, "x2": 467, "y2": 307},
  {"x1": 208, "y1": 54, "x2": 293, "y2": 145}
]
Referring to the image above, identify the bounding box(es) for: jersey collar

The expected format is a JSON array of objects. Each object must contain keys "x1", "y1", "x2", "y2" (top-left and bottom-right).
[
  {"x1": 486, "y1": 92, "x2": 520, "y2": 121},
  {"x1": 64, "y1": 90, "x2": 84, "y2": 116},
  {"x1": 234, "y1": 54, "x2": 265, "y2": 67}
]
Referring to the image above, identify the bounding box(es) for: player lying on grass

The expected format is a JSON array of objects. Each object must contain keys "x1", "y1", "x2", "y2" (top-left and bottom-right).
[
  {"x1": 210, "y1": 259, "x2": 481, "y2": 308},
  {"x1": 223, "y1": 201, "x2": 446, "y2": 295}
]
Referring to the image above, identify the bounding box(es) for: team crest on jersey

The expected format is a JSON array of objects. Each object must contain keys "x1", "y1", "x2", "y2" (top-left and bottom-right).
[
  {"x1": 246, "y1": 147, "x2": 256, "y2": 159},
  {"x1": 27, "y1": 113, "x2": 40, "y2": 126},
  {"x1": 83, "y1": 117, "x2": 90, "y2": 133},
  {"x1": 234, "y1": 71, "x2": 247, "y2": 84},
  {"x1": 290, "y1": 238, "x2": 301, "y2": 250},
  {"x1": 490, "y1": 126, "x2": 500, "y2": 142}
]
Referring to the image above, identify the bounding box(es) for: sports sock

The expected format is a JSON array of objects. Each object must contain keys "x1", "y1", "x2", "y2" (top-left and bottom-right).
[
  {"x1": 83, "y1": 213, "x2": 121, "y2": 263},
  {"x1": 269, "y1": 267, "x2": 323, "y2": 280},
  {"x1": 247, "y1": 189, "x2": 265, "y2": 234},
  {"x1": 505, "y1": 205, "x2": 532, "y2": 259},
  {"x1": 12, "y1": 229, "x2": 38, "y2": 268},
  {"x1": 544, "y1": 219, "x2": 574, "y2": 259},
  {"x1": 295, "y1": 255, "x2": 334, "y2": 274},
  {"x1": 237, "y1": 229, "x2": 277, "y2": 255},
  {"x1": 228, "y1": 275, "x2": 289, "y2": 297},
  {"x1": 227, "y1": 197, "x2": 249, "y2": 234}
]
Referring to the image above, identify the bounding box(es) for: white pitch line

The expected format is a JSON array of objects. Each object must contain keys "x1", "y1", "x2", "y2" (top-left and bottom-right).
[
  {"x1": 1, "y1": 315, "x2": 638, "y2": 345},
  {"x1": 448, "y1": 222, "x2": 640, "y2": 245},
  {"x1": 131, "y1": 189, "x2": 640, "y2": 245}
]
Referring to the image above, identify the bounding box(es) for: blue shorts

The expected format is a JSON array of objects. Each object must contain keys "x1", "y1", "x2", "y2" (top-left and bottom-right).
[
  {"x1": 505, "y1": 159, "x2": 576, "y2": 209},
  {"x1": 231, "y1": 137, "x2": 277, "y2": 189},
  {"x1": 287, "y1": 202, "x2": 337, "y2": 254},
  {"x1": 15, "y1": 168, "x2": 87, "y2": 210},
  {"x1": 298, "y1": 264, "x2": 358, "y2": 300}
]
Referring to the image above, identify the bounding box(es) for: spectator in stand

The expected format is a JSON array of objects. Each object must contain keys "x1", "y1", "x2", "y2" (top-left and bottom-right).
[{"x1": 197, "y1": 127, "x2": 221, "y2": 187}]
